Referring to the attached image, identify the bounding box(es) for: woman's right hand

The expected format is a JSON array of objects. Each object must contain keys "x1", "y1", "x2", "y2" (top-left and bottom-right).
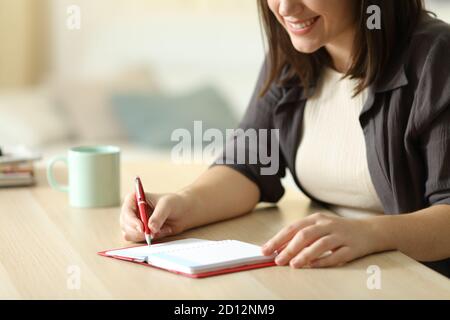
[{"x1": 119, "y1": 191, "x2": 191, "y2": 242}]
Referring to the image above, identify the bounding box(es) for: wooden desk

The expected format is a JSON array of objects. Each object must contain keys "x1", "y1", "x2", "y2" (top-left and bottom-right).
[{"x1": 0, "y1": 161, "x2": 449, "y2": 299}]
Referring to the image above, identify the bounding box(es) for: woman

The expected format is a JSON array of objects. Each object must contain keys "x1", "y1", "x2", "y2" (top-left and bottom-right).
[{"x1": 120, "y1": 0, "x2": 450, "y2": 276}]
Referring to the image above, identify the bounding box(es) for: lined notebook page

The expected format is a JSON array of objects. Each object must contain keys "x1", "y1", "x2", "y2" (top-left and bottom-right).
[{"x1": 105, "y1": 238, "x2": 276, "y2": 274}]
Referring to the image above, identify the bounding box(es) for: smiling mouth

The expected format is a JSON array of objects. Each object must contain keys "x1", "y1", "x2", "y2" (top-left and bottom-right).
[{"x1": 285, "y1": 16, "x2": 320, "y2": 31}]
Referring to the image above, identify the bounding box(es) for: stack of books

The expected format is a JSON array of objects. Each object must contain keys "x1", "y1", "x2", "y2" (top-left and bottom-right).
[{"x1": 0, "y1": 146, "x2": 41, "y2": 187}]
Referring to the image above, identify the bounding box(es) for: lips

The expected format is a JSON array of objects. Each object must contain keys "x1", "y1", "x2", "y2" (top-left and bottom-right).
[{"x1": 285, "y1": 16, "x2": 320, "y2": 31}]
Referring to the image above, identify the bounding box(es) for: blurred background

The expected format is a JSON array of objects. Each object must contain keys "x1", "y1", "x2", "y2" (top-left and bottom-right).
[{"x1": 0, "y1": 0, "x2": 449, "y2": 162}]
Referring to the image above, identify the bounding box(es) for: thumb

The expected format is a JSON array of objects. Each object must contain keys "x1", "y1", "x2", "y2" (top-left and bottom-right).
[
  {"x1": 147, "y1": 199, "x2": 171, "y2": 233},
  {"x1": 145, "y1": 193, "x2": 157, "y2": 212}
]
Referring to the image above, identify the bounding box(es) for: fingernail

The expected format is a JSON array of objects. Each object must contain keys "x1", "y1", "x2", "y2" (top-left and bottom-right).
[
  {"x1": 150, "y1": 223, "x2": 158, "y2": 233},
  {"x1": 296, "y1": 259, "x2": 305, "y2": 268}
]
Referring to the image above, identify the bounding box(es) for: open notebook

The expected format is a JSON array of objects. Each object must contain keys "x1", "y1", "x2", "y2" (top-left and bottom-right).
[{"x1": 98, "y1": 238, "x2": 277, "y2": 278}]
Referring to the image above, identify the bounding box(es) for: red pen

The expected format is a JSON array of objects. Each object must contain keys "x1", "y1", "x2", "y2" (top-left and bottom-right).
[{"x1": 135, "y1": 176, "x2": 154, "y2": 246}]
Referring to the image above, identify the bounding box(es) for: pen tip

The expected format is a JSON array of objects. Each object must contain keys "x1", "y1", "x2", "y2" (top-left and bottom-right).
[{"x1": 145, "y1": 233, "x2": 152, "y2": 246}]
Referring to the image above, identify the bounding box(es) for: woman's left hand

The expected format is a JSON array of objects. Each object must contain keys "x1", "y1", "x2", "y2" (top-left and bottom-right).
[{"x1": 261, "y1": 212, "x2": 379, "y2": 268}]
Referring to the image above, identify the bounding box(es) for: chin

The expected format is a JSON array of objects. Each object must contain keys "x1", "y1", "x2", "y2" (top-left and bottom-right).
[
  {"x1": 292, "y1": 43, "x2": 321, "y2": 54},
  {"x1": 290, "y1": 39, "x2": 322, "y2": 54}
]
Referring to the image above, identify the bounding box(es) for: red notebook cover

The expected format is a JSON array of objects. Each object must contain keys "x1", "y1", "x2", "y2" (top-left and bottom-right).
[{"x1": 98, "y1": 244, "x2": 276, "y2": 279}]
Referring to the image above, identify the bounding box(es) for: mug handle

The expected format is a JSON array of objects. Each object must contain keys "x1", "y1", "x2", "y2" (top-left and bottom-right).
[{"x1": 47, "y1": 156, "x2": 69, "y2": 192}]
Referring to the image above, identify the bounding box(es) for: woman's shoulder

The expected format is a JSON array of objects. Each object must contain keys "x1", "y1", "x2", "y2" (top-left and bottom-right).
[
  {"x1": 404, "y1": 15, "x2": 450, "y2": 79},
  {"x1": 413, "y1": 13, "x2": 450, "y2": 37},
  {"x1": 406, "y1": 15, "x2": 450, "y2": 134},
  {"x1": 409, "y1": 14, "x2": 450, "y2": 58}
]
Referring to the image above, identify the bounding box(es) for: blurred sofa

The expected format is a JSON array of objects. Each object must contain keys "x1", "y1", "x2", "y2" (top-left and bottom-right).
[{"x1": 0, "y1": 65, "x2": 238, "y2": 165}]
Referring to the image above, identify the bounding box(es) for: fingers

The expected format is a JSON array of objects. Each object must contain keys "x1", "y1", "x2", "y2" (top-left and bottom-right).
[
  {"x1": 121, "y1": 191, "x2": 181, "y2": 243},
  {"x1": 123, "y1": 192, "x2": 137, "y2": 211},
  {"x1": 262, "y1": 216, "x2": 316, "y2": 255},
  {"x1": 120, "y1": 192, "x2": 145, "y2": 242},
  {"x1": 121, "y1": 225, "x2": 145, "y2": 242},
  {"x1": 289, "y1": 235, "x2": 341, "y2": 268},
  {"x1": 151, "y1": 225, "x2": 174, "y2": 240},
  {"x1": 121, "y1": 193, "x2": 142, "y2": 228},
  {"x1": 274, "y1": 224, "x2": 331, "y2": 265},
  {"x1": 309, "y1": 246, "x2": 352, "y2": 268}
]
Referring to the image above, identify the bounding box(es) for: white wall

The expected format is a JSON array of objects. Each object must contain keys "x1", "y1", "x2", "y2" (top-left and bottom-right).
[
  {"x1": 427, "y1": 0, "x2": 450, "y2": 22},
  {"x1": 49, "y1": 0, "x2": 265, "y2": 117},
  {"x1": 48, "y1": 0, "x2": 450, "y2": 117}
]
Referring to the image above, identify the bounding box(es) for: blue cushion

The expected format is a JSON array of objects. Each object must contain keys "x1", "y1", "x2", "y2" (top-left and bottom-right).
[{"x1": 112, "y1": 86, "x2": 238, "y2": 149}]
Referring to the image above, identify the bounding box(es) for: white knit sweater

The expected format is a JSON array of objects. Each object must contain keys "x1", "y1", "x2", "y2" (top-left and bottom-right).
[{"x1": 295, "y1": 67, "x2": 384, "y2": 218}]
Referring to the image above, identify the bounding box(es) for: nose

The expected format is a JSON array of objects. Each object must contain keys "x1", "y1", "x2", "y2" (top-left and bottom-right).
[{"x1": 278, "y1": 0, "x2": 304, "y2": 18}]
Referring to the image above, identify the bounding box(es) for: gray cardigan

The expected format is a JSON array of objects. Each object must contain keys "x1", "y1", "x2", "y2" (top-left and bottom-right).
[{"x1": 214, "y1": 15, "x2": 450, "y2": 276}]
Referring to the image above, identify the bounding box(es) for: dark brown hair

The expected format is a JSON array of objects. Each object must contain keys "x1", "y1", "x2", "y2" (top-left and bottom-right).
[{"x1": 257, "y1": 0, "x2": 427, "y2": 96}]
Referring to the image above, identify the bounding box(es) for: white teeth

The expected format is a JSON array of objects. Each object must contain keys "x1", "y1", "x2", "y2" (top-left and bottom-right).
[{"x1": 287, "y1": 17, "x2": 317, "y2": 30}]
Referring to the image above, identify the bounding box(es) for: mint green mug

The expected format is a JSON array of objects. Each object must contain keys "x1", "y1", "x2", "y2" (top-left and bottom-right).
[{"x1": 47, "y1": 146, "x2": 121, "y2": 208}]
